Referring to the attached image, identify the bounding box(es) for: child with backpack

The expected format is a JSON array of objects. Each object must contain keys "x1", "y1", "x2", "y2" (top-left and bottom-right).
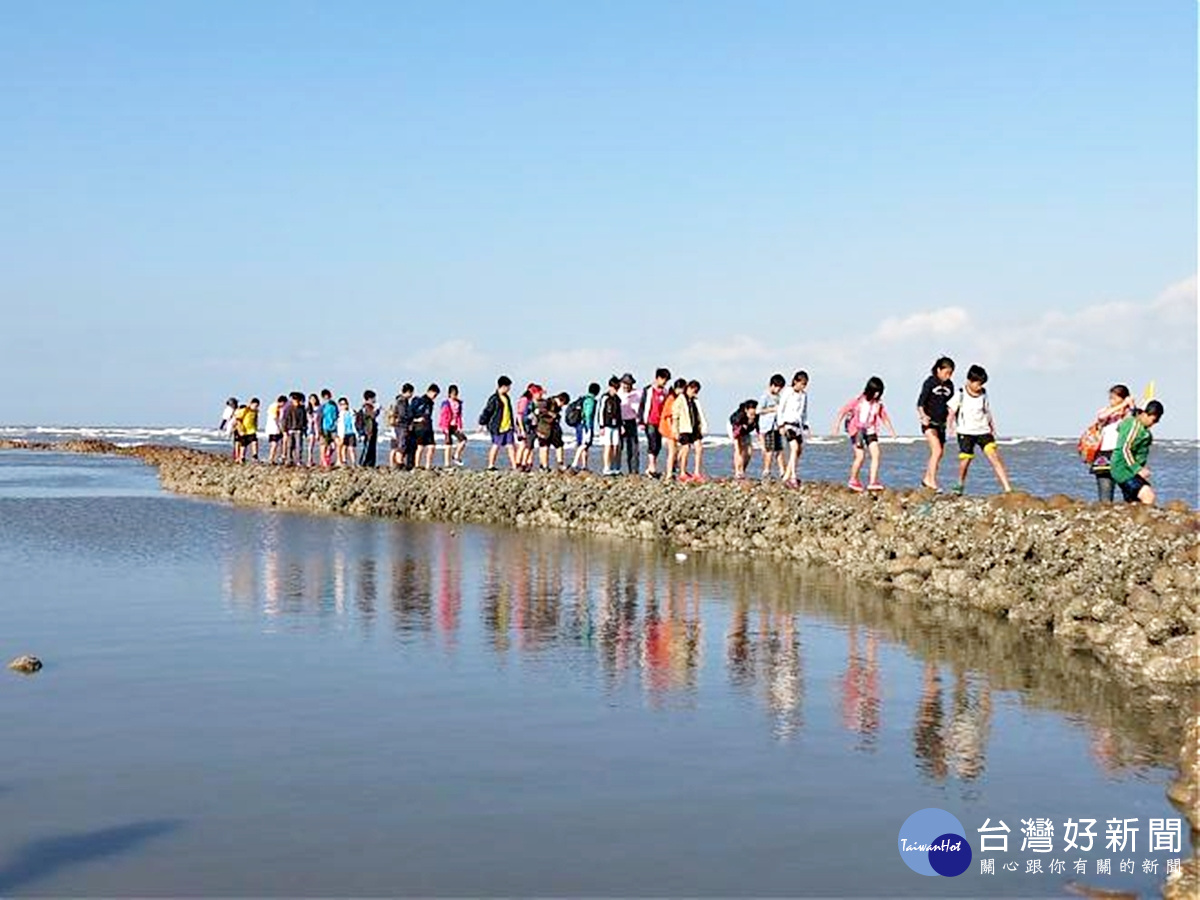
[
  {"x1": 516, "y1": 384, "x2": 543, "y2": 472},
  {"x1": 408, "y1": 384, "x2": 440, "y2": 470},
  {"x1": 946, "y1": 365, "x2": 1012, "y2": 495},
  {"x1": 1082, "y1": 384, "x2": 1134, "y2": 503},
  {"x1": 568, "y1": 383, "x2": 600, "y2": 472},
  {"x1": 336, "y1": 396, "x2": 357, "y2": 467},
  {"x1": 480, "y1": 376, "x2": 518, "y2": 471},
  {"x1": 729, "y1": 399, "x2": 759, "y2": 479},
  {"x1": 438, "y1": 384, "x2": 468, "y2": 468},
  {"x1": 535, "y1": 392, "x2": 570, "y2": 471},
  {"x1": 387, "y1": 384, "x2": 414, "y2": 468},
  {"x1": 832, "y1": 376, "x2": 897, "y2": 492}
]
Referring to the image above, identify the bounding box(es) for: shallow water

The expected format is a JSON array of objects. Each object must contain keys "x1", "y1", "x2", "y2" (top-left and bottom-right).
[{"x1": 0, "y1": 452, "x2": 1190, "y2": 896}]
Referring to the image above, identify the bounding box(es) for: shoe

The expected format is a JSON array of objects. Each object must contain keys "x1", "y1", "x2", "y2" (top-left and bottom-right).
[
  {"x1": 691, "y1": 474, "x2": 708, "y2": 484},
  {"x1": 921, "y1": 478, "x2": 938, "y2": 491},
  {"x1": 485, "y1": 466, "x2": 498, "y2": 472},
  {"x1": 949, "y1": 483, "x2": 964, "y2": 495},
  {"x1": 784, "y1": 478, "x2": 800, "y2": 489},
  {"x1": 848, "y1": 478, "x2": 865, "y2": 492},
  {"x1": 678, "y1": 473, "x2": 693, "y2": 483},
  {"x1": 867, "y1": 481, "x2": 885, "y2": 492}
]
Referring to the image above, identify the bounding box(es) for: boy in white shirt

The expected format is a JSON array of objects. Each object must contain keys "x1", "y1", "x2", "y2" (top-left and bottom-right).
[{"x1": 946, "y1": 364, "x2": 1012, "y2": 494}]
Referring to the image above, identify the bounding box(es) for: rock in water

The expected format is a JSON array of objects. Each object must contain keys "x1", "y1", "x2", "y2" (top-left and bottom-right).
[{"x1": 8, "y1": 655, "x2": 42, "y2": 674}]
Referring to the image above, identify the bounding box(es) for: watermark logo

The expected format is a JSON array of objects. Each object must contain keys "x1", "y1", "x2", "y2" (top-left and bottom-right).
[{"x1": 898, "y1": 808, "x2": 972, "y2": 877}]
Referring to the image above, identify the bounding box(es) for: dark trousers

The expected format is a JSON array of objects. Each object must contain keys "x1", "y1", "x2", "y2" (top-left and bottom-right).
[
  {"x1": 403, "y1": 428, "x2": 418, "y2": 469},
  {"x1": 359, "y1": 431, "x2": 377, "y2": 467},
  {"x1": 621, "y1": 419, "x2": 640, "y2": 473}
]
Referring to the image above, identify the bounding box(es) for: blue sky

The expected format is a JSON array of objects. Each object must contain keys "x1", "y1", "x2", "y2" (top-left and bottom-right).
[{"x1": 3, "y1": 1, "x2": 1195, "y2": 437}]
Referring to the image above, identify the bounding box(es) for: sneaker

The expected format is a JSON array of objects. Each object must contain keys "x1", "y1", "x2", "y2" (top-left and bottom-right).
[
  {"x1": 949, "y1": 483, "x2": 964, "y2": 495},
  {"x1": 867, "y1": 481, "x2": 885, "y2": 492},
  {"x1": 848, "y1": 478, "x2": 865, "y2": 492}
]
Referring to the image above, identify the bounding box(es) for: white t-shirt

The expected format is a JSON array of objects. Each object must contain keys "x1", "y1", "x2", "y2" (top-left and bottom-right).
[
  {"x1": 266, "y1": 402, "x2": 283, "y2": 436},
  {"x1": 777, "y1": 387, "x2": 808, "y2": 429},
  {"x1": 948, "y1": 388, "x2": 991, "y2": 436}
]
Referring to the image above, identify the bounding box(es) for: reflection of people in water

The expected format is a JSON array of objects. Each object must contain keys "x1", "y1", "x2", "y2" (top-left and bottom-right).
[
  {"x1": 726, "y1": 602, "x2": 754, "y2": 691},
  {"x1": 913, "y1": 662, "x2": 992, "y2": 782},
  {"x1": 914, "y1": 662, "x2": 948, "y2": 780},
  {"x1": 945, "y1": 667, "x2": 991, "y2": 781},
  {"x1": 762, "y1": 612, "x2": 801, "y2": 741},
  {"x1": 482, "y1": 538, "x2": 512, "y2": 654},
  {"x1": 435, "y1": 529, "x2": 460, "y2": 649},
  {"x1": 840, "y1": 627, "x2": 880, "y2": 751}
]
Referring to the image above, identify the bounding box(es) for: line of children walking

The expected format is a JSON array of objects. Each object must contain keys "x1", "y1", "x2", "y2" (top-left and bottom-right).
[{"x1": 218, "y1": 355, "x2": 1166, "y2": 505}]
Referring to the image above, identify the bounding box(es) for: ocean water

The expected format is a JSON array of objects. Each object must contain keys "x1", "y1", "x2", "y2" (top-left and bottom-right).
[
  {"x1": 2, "y1": 425, "x2": 1197, "y2": 506},
  {"x1": 0, "y1": 450, "x2": 1191, "y2": 897}
]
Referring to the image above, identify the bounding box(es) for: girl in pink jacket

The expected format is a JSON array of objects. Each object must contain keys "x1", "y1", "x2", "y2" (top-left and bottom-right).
[
  {"x1": 832, "y1": 376, "x2": 897, "y2": 492},
  {"x1": 438, "y1": 384, "x2": 468, "y2": 467}
]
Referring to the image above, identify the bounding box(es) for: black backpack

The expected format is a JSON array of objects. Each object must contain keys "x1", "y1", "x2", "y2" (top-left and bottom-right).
[
  {"x1": 564, "y1": 396, "x2": 585, "y2": 427},
  {"x1": 478, "y1": 394, "x2": 498, "y2": 428}
]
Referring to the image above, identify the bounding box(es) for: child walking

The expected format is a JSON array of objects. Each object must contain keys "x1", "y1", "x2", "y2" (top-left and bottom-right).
[
  {"x1": 660, "y1": 379, "x2": 685, "y2": 480},
  {"x1": 833, "y1": 376, "x2": 897, "y2": 492},
  {"x1": 1087, "y1": 384, "x2": 1134, "y2": 503},
  {"x1": 777, "y1": 371, "x2": 810, "y2": 487},
  {"x1": 674, "y1": 380, "x2": 708, "y2": 482},
  {"x1": 946, "y1": 365, "x2": 1013, "y2": 494},
  {"x1": 757, "y1": 374, "x2": 786, "y2": 481},
  {"x1": 569, "y1": 383, "x2": 600, "y2": 472},
  {"x1": 336, "y1": 396, "x2": 357, "y2": 467},
  {"x1": 729, "y1": 399, "x2": 759, "y2": 479},
  {"x1": 438, "y1": 384, "x2": 468, "y2": 467},
  {"x1": 916, "y1": 356, "x2": 955, "y2": 491}
]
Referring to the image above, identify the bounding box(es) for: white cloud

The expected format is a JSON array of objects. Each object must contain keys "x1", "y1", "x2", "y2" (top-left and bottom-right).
[
  {"x1": 525, "y1": 347, "x2": 626, "y2": 384},
  {"x1": 872, "y1": 307, "x2": 969, "y2": 343},
  {"x1": 408, "y1": 339, "x2": 489, "y2": 374}
]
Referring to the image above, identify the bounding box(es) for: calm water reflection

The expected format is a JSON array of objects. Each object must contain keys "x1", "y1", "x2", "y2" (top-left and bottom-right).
[
  {"x1": 216, "y1": 515, "x2": 1181, "y2": 780},
  {"x1": 0, "y1": 453, "x2": 1191, "y2": 897}
]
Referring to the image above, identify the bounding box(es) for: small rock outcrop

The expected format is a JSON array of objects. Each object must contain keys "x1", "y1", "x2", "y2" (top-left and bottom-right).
[{"x1": 8, "y1": 655, "x2": 43, "y2": 674}]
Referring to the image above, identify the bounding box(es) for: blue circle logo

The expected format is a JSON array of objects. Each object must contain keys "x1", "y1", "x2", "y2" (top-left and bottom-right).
[{"x1": 898, "y1": 808, "x2": 972, "y2": 877}]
